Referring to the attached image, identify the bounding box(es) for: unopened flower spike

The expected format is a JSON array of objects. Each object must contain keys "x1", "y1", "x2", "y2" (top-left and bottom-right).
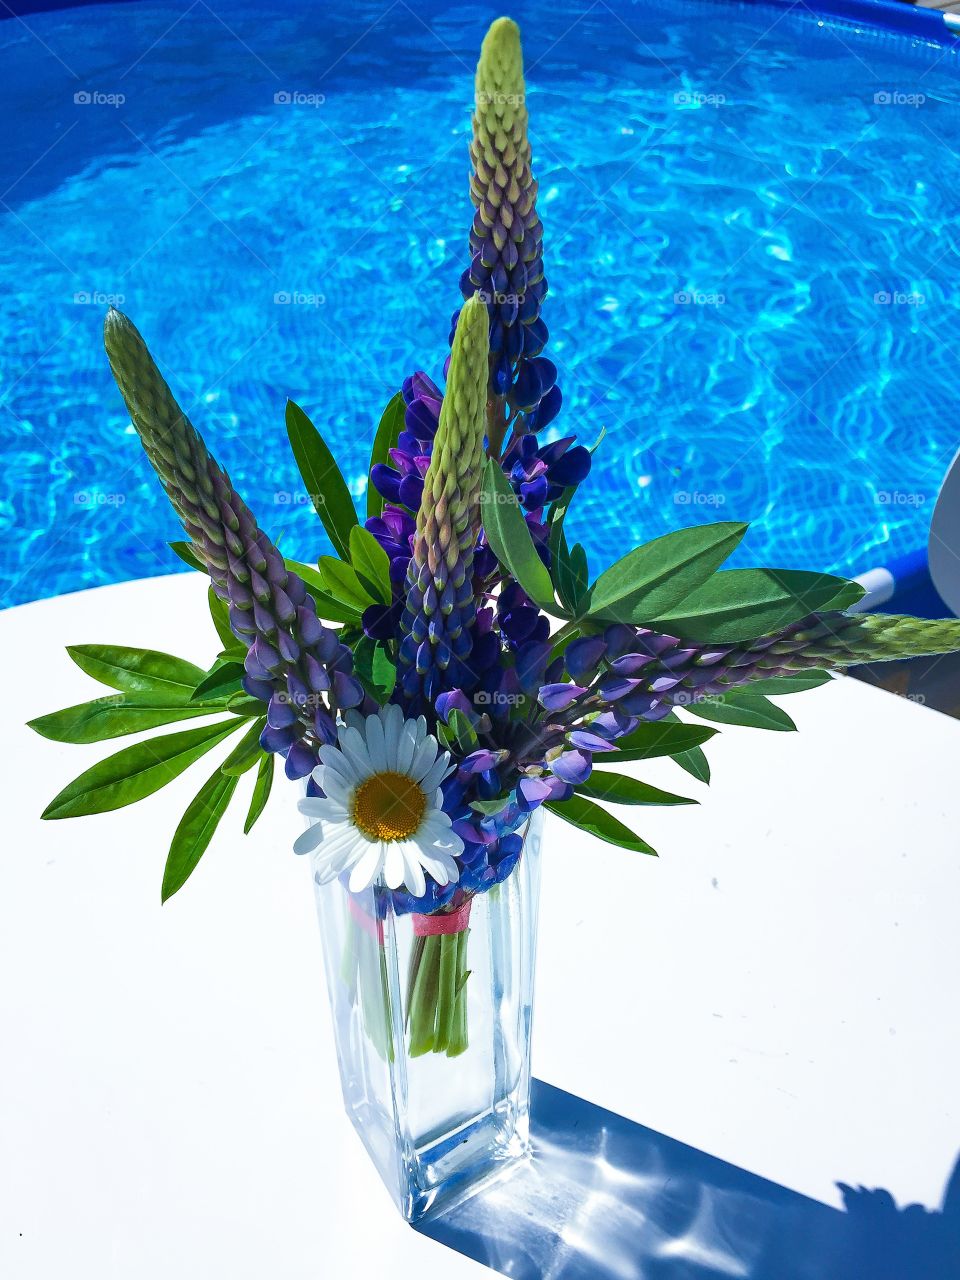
[
  {"x1": 103, "y1": 308, "x2": 363, "y2": 779},
  {"x1": 397, "y1": 294, "x2": 489, "y2": 709}
]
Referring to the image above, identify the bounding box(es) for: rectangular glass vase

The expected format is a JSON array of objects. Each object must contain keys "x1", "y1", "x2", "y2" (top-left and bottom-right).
[{"x1": 310, "y1": 809, "x2": 543, "y2": 1222}]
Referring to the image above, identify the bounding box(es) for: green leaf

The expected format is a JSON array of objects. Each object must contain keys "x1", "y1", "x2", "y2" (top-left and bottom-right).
[
  {"x1": 67, "y1": 645, "x2": 206, "y2": 698},
  {"x1": 740, "y1": 670, "x2": 833, "y2": 697},
  {"x1": 285, "y1": 399, "x2": 358, "y2": 559},
  {"x1": 162, "y1": 765, "x2": 239, "y2": 902},
  {"x1": 354, "y1": 636, "x2": 396, "y2": 703},
  {"x1": 469, "y1": 796, "x2": 512, "y2": 816},
  {"x1": 244, "y1": 754, "x2": 274, "y2": 834},
  {"x1": 673, "y1": 745, "x2": 711, "y2": 784},
  {"x1": 595, "y1": 720, "x2": 717, "y2": 764},
  {"x1": 207, "y1": 586, "x2": 237, "y2": 651},
  {"x1": 586, "y1": 522, "x2": 748, "y2": 625},
  {"x1": 349, "y1": 525, "x2": 392, "y2": 605},
  {"x1": 650, "y1": 569, "x2": 864, "y2": 643},
  {"x1": 318, "y1": 557, "x2": 376, "y2": 611},
  {"x1": 285, "y1": 559, "x2": 362, "y2": 624},
  {"x1": 447, "y1": 708, "x2": 479, "y2": 754},
  {"x1": 687, "y1": 692, "x2": 797, "y2": 731},
  {"x1": 225, "y1": 693, "x2": 266, "y2": 717},
  {"x1": 169, "y1": 540, "x2": 204, "y2": 571},
  {"x1": 552, "y1": 523, "x2": 590, "y2": 615},
  {"x1": 220, "y1": 717, "x2": 267, "y2": 776},
  {"x1": 545, "y1": 794, "x2": 656, "y2": 855},
  {"x1": 28, "y1": 695, "x2": 222, "y2": 744},
  {"x1": 41, "y1": 719, "x2": 243, "y2": 820},
  {"x1": 576, "y1": 772, "x2": 695, "y2": 807},
  {"x1": 481, "y1": 458, "x2": 565, "y2": 615},
  {"x1": 367, "y1": 392, "x2": 405, "y2": 520},
  {"x1": 190, "y1": 659, "x2": 245, "y2": 703}
]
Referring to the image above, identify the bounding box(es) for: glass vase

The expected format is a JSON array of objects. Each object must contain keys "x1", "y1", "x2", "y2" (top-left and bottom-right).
[{"x1": 310, "y1": 808, "x2": 543, "y2": 1222}]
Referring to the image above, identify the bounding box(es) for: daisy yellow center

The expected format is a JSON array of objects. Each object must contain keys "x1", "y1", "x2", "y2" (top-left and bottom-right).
[{"x1": 351, "y1": 771, "x2": 427, "y2": 842}]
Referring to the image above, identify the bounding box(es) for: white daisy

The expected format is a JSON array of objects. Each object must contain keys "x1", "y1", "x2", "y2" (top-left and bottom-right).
[{"x1": 294, "y1": 704, "x2": 464, "y2": 898}]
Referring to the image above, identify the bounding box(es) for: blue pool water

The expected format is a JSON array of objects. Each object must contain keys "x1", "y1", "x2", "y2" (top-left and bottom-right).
[{"x1": 1, "y1": 0, "x2": 959, "y2": 608}]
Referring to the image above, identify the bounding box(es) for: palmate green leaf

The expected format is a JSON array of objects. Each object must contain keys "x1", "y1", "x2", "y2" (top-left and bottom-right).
[
  {"x1": 67, "y1": 644, "x2": 205, "y2": 697},
  {"x1": 586, "y1": 522, "x2": 748, "y2": 625},
  {"x1": 545, "y1": 794, "x2": 656, "y2": 855},
  {"x1": 576, "y1": 772, "x2": 695, "y2": 807},
  {"x1": 649, "y1": 569, "x2": 864, "y2": 643},
  {"x1": 190, "y1": 658, "x2": 245, "y2": 703},
  {"x1": 349, "y1": 525, "x2": 392, "y2": 605},
  {"x1": 285, "y1": 399, "x2": 358, "y2": 559},
  {"x1": 162, "y1": 765, "x2": 240, "y2": 902},
  {"x1": 220, "y1": 717, "x2": 267, "y2": 776},
  {"x1": 594, "y1": 719, "x2": 717, "y2": 764},
  {"x1": 41, "y1": 718, "x2": 244, "y2": 820},
  {"x1": 481, "y1": 458, "x2": 565, "y2": 615},
  {"x1": 687, "y1": 692, "x2": 797, "y2": 732},
  {"x1": 285, "y1": 559, "x2": 362, "y2": 625},
  {"x1": 354, "y1": 636, "x2": 397, "y2": 703},
  {"x1": 367, "y1": 392, "x2": 405, "y2": 520},
  {"x1": 319, "y1": 557, "x2": 377, "y2": 612},
  {"x1": 28, "y1": 695, "x2": 223, "y2": 744},
  {"x1": 244, "y1": 754, "x2": 274, "y2": 834}
]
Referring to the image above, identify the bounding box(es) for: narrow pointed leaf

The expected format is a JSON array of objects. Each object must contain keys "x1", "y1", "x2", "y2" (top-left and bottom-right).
[
  {"x1": 66, "y1": 645, "x2": 206, "y2": 698},
  {"x1": 318, "y1": 556, "x2": 376, "y2": 611},
  {"x1": 190, "y1": 659, "x2": 245, "y2": 703},
  {"x1": 588, "y1": 523, "x2": 747, "y2": 625},
  {"x1": 353, "y1": 636, "x2": 396, "y2": 703},
  {"x1": 650, "y1": 569, "x2": 864, "y2": 642},
  {"x1": 545, "y1": 794, "x2": 656, "y2": 855},
  {"x1": 367, "y1": 392, "x2": 405, "y2": 519},
  {"x1": 741, "y1": 670, "x2": 833, "y2": 697},
  {"x1": 169, "y1": 540, "x2": 204, "y2": 571},
  {"x1": 28, "y1": 696, "x2": 222, "y2": 744},
  {"x1": 161, "y1": 766, "x2": 239, "y2": 902},
  {"x1": 41, "y1": 718, "x2": 243, "y2": 819},
  {"x1": 220, "y1": 717, "x2": 268, "y2": 776},
  {"x1": 207, "y1": 586, "x2": 236, "y2": 651},
  {"x1": 285, "y1": 559, "x2": 362, "y2": 624},
  {"x1": 673, "y1": 745, "x2": 711, "y2": 784},
  {"x1": 349, "y1": 525, "x2": 393, "y2": 604},
  {"x1": 244, "y1": 754, "x2": 274, "y2": 834},
  {"x1": 285, "y1": 399, "x2": 358, "y2": 559},
  {"x1": 576, "y1": 773, "x2": 695, "y2": 807},
  {"x1": 481, "y1": 457, "x2": 565, "y2": 615},
  {"x1": 687, "y1": 692, "x2": 797, "y2": 731},
  {"x1": 596, "y1": 720, "x2": 717, "y2": 764}
]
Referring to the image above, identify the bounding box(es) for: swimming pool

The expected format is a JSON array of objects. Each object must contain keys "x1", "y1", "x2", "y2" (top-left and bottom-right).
[{"x1": 1, "y1": 0, "x2": 958, "y2": 608}]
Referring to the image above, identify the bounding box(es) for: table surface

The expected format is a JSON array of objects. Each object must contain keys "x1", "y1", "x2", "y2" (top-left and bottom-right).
[{"x1": 3, "y1": 573, "x2": 959, "y2": 1278}]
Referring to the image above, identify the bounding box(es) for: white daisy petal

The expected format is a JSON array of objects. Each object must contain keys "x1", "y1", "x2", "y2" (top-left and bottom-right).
[
  {"x1": 416, "y1": 846, "x2": 461, "y2": 886},
  {"x1": 293, "y1": 824, "x2": 326, "y2": 856},
  {"x1": 409, "y1": 734, "x2": 439, "y2": 784},
  {"x1": 339, "y1": 727, "x2": 374, "y2": 779},
  {"x1": 319, "y1": 745, "x2": 359, "y2": 785},
  {"x1": 395, "y1": 718, "x2": 417, "y2": 774},
  {"x1": 419, "y1": 754, "x2": 452, "y2": 795},
  {"x1": 348, "y1": 840, "x2": 385, "y2": 893},
  {"x1": 319, "y1": 772, "x2": 353, "y2": 807},
  {"x1": 400, "y1": 844, "x2": 426, "y2": 898},
  {"x1": 297, "y1": 797, "x2": 346, "y2": 821},
  {"x1": 365, "y1": 713, "x2": 388, "y2": 773},
  {"x1": 384, "y1": 842, "x2": 406, "y2": 889},
  {"x1": 382, "y1": 703, "x2": 402, "y2": 756}
]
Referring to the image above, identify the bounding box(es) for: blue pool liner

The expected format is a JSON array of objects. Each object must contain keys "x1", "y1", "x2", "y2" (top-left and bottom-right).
[{"x1": 736, "y1": 0, "x2": 959, "y2": 43}]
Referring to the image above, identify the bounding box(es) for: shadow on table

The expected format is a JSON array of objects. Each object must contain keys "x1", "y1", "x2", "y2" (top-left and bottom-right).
[{"x1": 417, "y1": 1080, "x2": 960, "y2": 1280}]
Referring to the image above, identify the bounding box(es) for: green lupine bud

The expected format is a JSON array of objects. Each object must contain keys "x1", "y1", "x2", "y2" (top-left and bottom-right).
[
  {"x1": 398, "y1": 294, "x2": 490, "y2": 706},
  {"x1": 765, "y1": 612, "x2": 960, "y2": 669}
]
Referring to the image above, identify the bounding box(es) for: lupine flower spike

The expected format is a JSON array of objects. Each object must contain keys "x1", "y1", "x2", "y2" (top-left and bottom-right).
[
  {"x1": 103, "y1": 308, "x2": 363, "y2": 780},
  {"x1": 397, "y1": 294, "x2": 489, "y2": 708}
]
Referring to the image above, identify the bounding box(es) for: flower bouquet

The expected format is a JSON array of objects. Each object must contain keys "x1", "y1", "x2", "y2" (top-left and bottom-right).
[{"x1": 30, "y1": 17, "x2": 960, "y2": 1222}]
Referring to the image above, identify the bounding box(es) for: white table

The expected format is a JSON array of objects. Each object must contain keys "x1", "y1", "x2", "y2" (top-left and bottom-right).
[{"x1": 2, "y1": 573, "x2": 959, "y2": 1277}]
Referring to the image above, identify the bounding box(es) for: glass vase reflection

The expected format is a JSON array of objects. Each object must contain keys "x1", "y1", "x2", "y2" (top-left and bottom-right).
[{"x1": 310, "y1": 809, "x2": 543, "y2": 1222}]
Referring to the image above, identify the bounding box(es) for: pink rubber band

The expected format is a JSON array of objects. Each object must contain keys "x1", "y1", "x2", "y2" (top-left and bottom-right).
[
  {"x1": 348, "y1": 893, "x2": 384, "y2": 944},
  {"x1": 412, "y1": 896, "x2": 473, "y2": 937}
]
